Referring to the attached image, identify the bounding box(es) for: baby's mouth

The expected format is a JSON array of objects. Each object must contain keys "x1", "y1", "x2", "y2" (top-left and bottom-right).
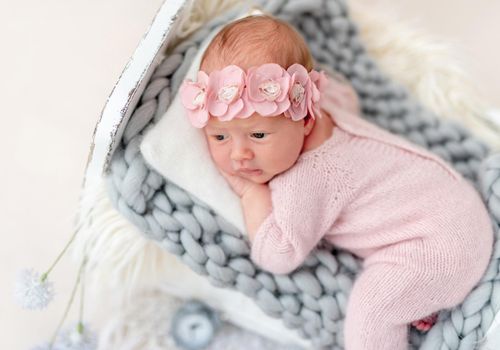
[{"x1": 238, "y1": 168, "x2": 263, "y2": 176}]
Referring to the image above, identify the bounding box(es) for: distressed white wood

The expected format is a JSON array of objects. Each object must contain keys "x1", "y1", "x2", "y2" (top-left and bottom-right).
[{"x1": 83, "y1": 0, "x2": 188, "y2": 191}]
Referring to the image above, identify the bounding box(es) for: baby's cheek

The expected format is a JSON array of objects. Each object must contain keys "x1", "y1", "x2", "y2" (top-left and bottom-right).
[
  {"x1": 270, "y1": 142, "x2": 302, "y2": 171},
  {"x1": 211, "y1": 149, "x2": 232, "y2": 173},
  {"x1": 206, "y1": 144, "x2": 221, "y2": 165}
]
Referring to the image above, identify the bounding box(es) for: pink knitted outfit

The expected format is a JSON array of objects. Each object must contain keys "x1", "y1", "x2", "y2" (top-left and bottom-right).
[{"x1": 249, "y1": 77, "x2": 494, "y2": 349}]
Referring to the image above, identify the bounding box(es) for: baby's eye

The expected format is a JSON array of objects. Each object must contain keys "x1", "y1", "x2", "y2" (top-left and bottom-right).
[
  {"x1": 251, "y1": 132, "x2": 268, "y2": 139},
  {"x1": 213, "y1": 134, "x2": 227, "y2": 141}
]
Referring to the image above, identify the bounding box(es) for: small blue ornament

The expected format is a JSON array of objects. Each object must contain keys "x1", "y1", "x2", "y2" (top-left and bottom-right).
[{"x1": 170, "y1": 299, "x2": 222, "y2": 350}]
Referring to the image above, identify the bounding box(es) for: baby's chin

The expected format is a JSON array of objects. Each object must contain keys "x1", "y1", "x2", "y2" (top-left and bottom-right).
[
  {"x1": 247, "y1": 172, "x2": 276, "y2": 184},
  {"x1": 233, "y1": 170, "x2": 275, "y2": 184}
]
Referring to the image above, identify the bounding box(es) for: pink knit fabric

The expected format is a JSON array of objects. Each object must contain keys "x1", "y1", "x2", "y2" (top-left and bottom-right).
[{"x1": 249, "y1": 78, "x2": 494, "y2": 349}]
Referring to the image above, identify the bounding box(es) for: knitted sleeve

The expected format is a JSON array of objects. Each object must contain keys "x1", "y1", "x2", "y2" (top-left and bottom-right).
[{"x1": 250, "y1": 157, "x2": 355, "y2": 274}]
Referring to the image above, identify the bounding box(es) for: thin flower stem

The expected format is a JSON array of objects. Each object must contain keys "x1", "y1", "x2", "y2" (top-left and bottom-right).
[
  {"x1": 41, "y1": 222, "x2": 83, "y2": 283},
  {"x1": 48, "y1": 255, "x2": 87, "y2": 349},
  {"x1": 78, "y1": 254, "x2": 86, "y2": 334}
]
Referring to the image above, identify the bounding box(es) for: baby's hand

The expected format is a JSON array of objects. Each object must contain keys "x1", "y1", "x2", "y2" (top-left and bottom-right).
[
  {"x1": 220, "y1": 170, "x2": 272, "y2": 241},
  {"x1": 220, "y1": 170, "x2": 260, "y2": 198}
]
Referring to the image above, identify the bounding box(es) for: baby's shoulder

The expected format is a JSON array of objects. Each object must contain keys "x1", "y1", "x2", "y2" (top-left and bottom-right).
[
  {"x1": 270, "y1": 154, "x2": 358, "y2": 206},
  {"x1": 290, "y1": 142, "x2": 358, "y2": 190},
  {"x1": 334, "y1": 113, "x2": 462, "y2": 181}
]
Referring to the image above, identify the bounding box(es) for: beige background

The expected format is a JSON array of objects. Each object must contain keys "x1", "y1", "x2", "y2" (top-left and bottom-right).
[{"x1": 0, "y1": 0, "x2": 498, "y2": 348}]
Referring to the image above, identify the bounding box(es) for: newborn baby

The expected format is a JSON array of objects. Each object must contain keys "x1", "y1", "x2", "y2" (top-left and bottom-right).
[{"x1": 180, "y1": 14, "x2": 494, "y2": 350}]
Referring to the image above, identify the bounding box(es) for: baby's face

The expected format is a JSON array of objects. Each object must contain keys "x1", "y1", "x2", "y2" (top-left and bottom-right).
[{"x1": 204, "y1": 113, "x2": 313, "y2": 184}]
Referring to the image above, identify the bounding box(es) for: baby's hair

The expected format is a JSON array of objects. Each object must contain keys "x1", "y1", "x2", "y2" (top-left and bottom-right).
[{"x1": 200, "y1": 14, "x2": 314, "y2": 74}]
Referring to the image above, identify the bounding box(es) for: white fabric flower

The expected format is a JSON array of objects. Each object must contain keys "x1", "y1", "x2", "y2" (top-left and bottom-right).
[{"x1": 14, "y1": 268, "x2": 55, "y2": 310}]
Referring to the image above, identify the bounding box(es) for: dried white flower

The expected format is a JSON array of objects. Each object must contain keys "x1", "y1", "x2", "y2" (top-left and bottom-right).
[
  {"x1": 14, "y1": 268, "x2": 55, "y2": 310},
  {"x1": 31, "y1": 322, "x2": 97, "y2": 350},
  {"x1": 55, "y1": 322, "x2": 98, "y2": 350}
]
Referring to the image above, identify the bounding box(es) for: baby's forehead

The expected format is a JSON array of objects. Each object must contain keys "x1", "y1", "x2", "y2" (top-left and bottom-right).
[{"x1": 205, "y1": 114, "x2": 280, "y2": 130}]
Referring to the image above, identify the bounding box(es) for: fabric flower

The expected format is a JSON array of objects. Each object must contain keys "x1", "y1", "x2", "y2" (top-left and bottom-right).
[
  {"x1": 14, "y1": 268, "x2": 55, "y2": 310},
  {"x1": 180, "y1": 71, "x2": 210, "y2": 128},
  {"x1": 284, "y1": 64, "x2": 310, "y2": 121},
  {"x1": 180, "y1": 63, "x2": 328, "y2": 127},
  {"x1": 246, "y1": 63, "x2": 291, "y2": 117},
  {"x1": 207, "y1": 65, "x2": 254, "y2": 121},
  {"x1": 309, "y1": 69, "x2": 328, "y2": 93},
  {"x1": 308, "y1": 69, "x2": 328, "y2": 120}
]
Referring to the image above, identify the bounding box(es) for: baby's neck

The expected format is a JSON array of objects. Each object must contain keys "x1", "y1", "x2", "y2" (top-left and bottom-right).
[{"x1": 302, "y1": 109, "x2": 335, "y2": 153}]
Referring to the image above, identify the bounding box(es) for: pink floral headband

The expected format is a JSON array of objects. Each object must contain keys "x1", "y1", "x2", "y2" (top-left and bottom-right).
[{"x1": 179, "y1": 63, "x2": 328, "y2": 128}]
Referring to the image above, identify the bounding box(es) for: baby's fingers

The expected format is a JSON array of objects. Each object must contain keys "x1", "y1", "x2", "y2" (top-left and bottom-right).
[{"x1": 220, "y1": 170, "x2": 252, "y2": 197}]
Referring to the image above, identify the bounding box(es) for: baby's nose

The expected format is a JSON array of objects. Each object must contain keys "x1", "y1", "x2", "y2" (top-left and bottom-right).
[{"x1": 230, "y1": 144, "x2": 254, "y2": 161}]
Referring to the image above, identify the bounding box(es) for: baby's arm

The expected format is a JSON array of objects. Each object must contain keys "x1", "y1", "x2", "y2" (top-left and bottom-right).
[
  {"x1": 240, "y1": 185, "x2": 272, "y2": 242},
  {"x1": 220, "y1": 168, "x2": 333, "y2": 274},
  {"x1": 222, "y1": 160, "x2": 355, "y2": 275},
  {"x1": 253, "y1": 163, "x2": 354, "y2": 275}
]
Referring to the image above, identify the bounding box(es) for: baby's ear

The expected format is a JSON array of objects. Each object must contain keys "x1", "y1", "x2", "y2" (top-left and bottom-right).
[{"x1": 304, "y1": 115, "x2": 315, "y2": 136}]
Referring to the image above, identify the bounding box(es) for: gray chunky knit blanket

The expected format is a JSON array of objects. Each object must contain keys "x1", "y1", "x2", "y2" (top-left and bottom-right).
[{"x1": 106, "y1": 0, "x2": 500, "y2": 348}]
